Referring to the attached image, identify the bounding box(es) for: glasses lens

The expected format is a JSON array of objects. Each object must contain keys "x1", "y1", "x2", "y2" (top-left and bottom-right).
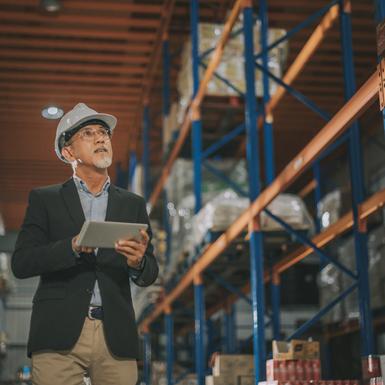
[{"x1": 79, "y1": 127, "x2": 110, "y2": 141}]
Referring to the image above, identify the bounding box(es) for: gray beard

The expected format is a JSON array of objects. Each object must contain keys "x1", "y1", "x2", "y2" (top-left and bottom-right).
[{"x1": 94, "y1": 156, "x2": 112, "y2": 169}]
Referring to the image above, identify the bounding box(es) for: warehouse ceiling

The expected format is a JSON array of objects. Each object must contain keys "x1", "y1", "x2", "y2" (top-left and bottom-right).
[{"x1": 0, "y1": 0, "x2": 379, "y2": 231}]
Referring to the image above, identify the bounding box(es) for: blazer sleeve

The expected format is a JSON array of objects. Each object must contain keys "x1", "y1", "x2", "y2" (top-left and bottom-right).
[
  {"x1": 130, "y1": 197, "x2": 159, "y2": 287},
  {"x1": 11, "y1": 189, "x2": 79, "y2": 279}
]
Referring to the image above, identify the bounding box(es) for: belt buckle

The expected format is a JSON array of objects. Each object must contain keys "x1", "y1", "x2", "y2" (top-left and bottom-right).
[{"x1": 88, "y1": 306, "x2": 97, "y2": 320}]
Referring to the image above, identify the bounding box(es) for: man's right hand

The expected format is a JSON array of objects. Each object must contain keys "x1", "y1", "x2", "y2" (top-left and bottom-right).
[{"x1": 72, "y1": 235, "x2": 95, "y2": 254}]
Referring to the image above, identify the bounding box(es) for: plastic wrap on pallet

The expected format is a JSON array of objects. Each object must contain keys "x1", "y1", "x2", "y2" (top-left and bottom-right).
[
  {"x1": 165, "y1": 159, "x2": 248, "y2": 211},
  {"x1": 318, "y1": 226, "x2": 385, "y2": 325},
  {"x1": 318, "y1": 262, "x2": 344, "y2": 323},
  {"x1": 192, "y1": 191, "x2": 314, "y2": 250},
  {"x1": 339, "y1": 228, "x2": 385, "y2": 319},
  {"x1": 176, "y1": 20, "x2": 288, "y2": 121},
  {"x1": 192, "y1": 190, "x2": 249, "y2": 248},
  {"x1": 260, "y1": 193, "x2": 314, "y2": 232},
  {"x1": 317, "y1": 189, "x2": 351, "y2": 231}
]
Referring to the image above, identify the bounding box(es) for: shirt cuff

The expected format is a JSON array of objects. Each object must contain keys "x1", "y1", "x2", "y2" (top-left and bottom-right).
[{"x1": 129, "y1": 257, "x2": 146, "y2": 279}]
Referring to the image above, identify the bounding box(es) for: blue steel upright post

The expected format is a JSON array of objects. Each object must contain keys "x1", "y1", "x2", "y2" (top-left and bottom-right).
[
  {"x1": 194, "y1": 275, "x2": 206, "y2": 385},
  {"x1": 190, "y1": 1, "x2": 205, "y2": 384},
  {"x1": 312, "y1": 161, "x2": 322, "y2": 233},
  {"x1": 128, "y1": 150, "x2": 137, "y2": 192},
  {"x1": 190, "y1": 0, "x2": 202, "y2": 213},
  {"x1": 224, "y1": 303, "x2": 237, "y2": 353},
  {"x1": 259, "y1": 0, "x2": 275, "y2": 185},
  {"x1": 339, "y1": 0, "x2": 374, "y2": 356},
  {"x1": 165, "y1": 307, "x2": 174, "y2": 385},
  {"x1": 243, "y1": 1, "x2": 266, "y2": 381},
  {"x1": 259, "y1": 0, "x2": 280, "y2": 342},
  {"x1": 162, "y1": 32, "x2": 172, "y2": 267},
  {"x1": 143, "y1": 104, "x2": 151, "y2": 202},
  {"x1": 143, "y1": 330, "x2": 152, "y2": 385}
]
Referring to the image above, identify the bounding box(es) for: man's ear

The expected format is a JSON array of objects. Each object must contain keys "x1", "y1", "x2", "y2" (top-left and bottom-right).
[{"x1": 61, "y1": 146, "x2": 75, "y2": 163}]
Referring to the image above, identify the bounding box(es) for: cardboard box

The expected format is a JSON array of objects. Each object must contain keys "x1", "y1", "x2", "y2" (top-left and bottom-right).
[
  {"x1": 266, "y1": 359, "x2": 321, "y2": 381},
  {"x1": 205, "y1": 375, "x2": 231, "y2": 385},
  {"x1": 206, "y1": 374, "x2": 254, "y2": 385},
  {"x1": 238, "y1": 376, "x2": 254, "y2": 385},
  {"x1": 272, "y1": 340, "x2": 320, "y2": 360},
  {"x1": 213, "y1": 354, "x2": 254, "y2": 377}
]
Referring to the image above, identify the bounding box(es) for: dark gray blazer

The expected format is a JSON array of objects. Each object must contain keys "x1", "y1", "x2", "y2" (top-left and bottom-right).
[{"x1": 11, "y1": 178, "x2": 158, "y2": 359}]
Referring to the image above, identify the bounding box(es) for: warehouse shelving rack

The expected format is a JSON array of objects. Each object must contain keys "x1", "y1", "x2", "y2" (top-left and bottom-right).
[{"x1": 136, "y1": 1, "x2": 385, "y2": 384}]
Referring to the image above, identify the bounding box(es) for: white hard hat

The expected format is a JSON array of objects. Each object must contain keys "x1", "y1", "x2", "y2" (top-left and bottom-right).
[{"x1": 54, "y1": 103, "x2": 117, "y2": 163}]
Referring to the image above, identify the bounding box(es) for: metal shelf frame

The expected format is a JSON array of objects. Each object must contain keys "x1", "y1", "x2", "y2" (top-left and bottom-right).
[{"x1": 138, "y1": 0, "x2": 385, "y2": 384}]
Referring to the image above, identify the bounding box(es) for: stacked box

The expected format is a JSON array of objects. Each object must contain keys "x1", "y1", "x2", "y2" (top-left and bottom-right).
[
  {"x1": 362, "y1": 355, "x2": 382, "y2": 385},
  {"x1": 206, "y1": 354, "x2": 254, "y2": 385},
  {"x1": 267, "y1": 340, "x2": 321, "y2": 382},
  {"x1": 266, "y1": 359, "x2": 321, "y2": 381},
  {"x1": 177, "y1": 20, "x2": 288, "y2": 117},
  {"x1": 338, "y1": 227, "x2": 385, "y2": 320},
  {"x1": 319, "y1": 225, "x2": 385, "y2": 325}
]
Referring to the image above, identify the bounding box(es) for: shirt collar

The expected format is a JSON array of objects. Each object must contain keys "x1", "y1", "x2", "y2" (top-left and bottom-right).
[{"x1": 73, "y1": 174, "x2": 110, "y2": 196}]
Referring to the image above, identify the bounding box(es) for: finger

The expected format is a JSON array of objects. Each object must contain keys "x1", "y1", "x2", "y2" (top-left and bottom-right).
[
  {"x1": 115, "y1": 243, "x2": 141, "y2": 253},
  {"x1": 140, "y1": 229, "x2": 150, "y2": 242},
  {"x1": 115, "y1": 245, "x2": 140, "y2": 256},
  {"x1": 116, "y1": 239, "x2": 141, "y2": 248},
  {"x1": 117, "y1": 241, "x2": 143, "y2": 251}
]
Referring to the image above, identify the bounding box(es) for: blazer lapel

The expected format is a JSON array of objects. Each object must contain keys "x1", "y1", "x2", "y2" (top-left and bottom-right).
[{"x1": 60, "y1": 178, "x2": 85, "y2": 232}]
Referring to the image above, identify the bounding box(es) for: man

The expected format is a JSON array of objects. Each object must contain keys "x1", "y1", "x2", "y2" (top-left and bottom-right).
[{"x1": 11, "y1": 103, "x2": 158, "y2": 385}]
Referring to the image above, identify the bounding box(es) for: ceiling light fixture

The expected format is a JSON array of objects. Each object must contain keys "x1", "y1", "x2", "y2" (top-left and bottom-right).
[
  {"x1": 42, "y1": 105, "x2": 64, "y2": 120},
  {"x1": 40, "y1": 0, "x2": 61, "y2": 13}
]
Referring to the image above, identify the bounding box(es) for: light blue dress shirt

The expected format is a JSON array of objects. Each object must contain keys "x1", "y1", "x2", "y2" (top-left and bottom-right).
[{"x1": 73, "y1": 174, "x2": 110, "y2": 306}]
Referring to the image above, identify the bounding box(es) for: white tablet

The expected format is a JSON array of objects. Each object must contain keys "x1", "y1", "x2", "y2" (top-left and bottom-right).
[{"x1": 76, "y1": 220, "x2": 148, "y2": 249}]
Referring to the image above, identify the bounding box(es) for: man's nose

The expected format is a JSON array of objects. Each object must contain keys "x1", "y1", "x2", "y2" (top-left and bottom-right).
[{"x1": 95, "y1": 133, "x2": 106, "y2": 143}]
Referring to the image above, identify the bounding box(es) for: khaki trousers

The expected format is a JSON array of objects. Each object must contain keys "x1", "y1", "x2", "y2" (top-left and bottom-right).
[{"x1": 31, "y1": 318, "x2": 138, "y2": 385}]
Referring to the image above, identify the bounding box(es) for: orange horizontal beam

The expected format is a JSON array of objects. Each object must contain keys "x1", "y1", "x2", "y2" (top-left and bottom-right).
[
  {"x1": 0, "y1": 36, "x2": 154, "y2": 53},
  {"x1": 0, "y1": 61, "x2": 146, "y2": 76},
  {"x1": 0, "y1": 83, "x2": 141, "y2": 96},
  {"x1": 1, "y1": 48, "x2": 150, "y2": 65},
  {"x1": 139, "y1": 70, "x2": 378, "y2": 331},
  {"x1": 0, "y1": 103, "x2": 137, "y2": 115},
  {"x1": 48, "y1": 1, "x2": 163, "y2": 14},
  {"x1": 298, "y1": 179, "x2": 317, "y2": 198},
  {"x1": 0, "y1": 72, "x2": 144, "y2": 86},
  {"x1": 1, "y1": 91, "x2": 139, "y2": 104},
  {"x1": 0, "y1": 25, "x2": 156, "y2": 41},
  {"x1": 2, "y1": 0, "x2": 162, "y2": 13},
  {"x1": 148, "y1": 0, "x2": 244, "y2": 208},
  {"x1": 0, "y1": 101, "x2": 135, "y2": 115},
  {"x1": 0, "y1": 95, "x2": 139, "y2": 107},
  {"x1": 0, "y1": 10, "x2": 160, "y2": 29}
]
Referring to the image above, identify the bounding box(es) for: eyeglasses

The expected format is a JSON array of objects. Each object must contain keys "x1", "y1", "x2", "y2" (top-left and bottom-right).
[{"x1": 66, "y1": 127, "x2": 111, "y2": 145}]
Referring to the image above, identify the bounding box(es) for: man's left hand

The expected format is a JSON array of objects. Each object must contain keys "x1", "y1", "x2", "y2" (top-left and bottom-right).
[{"x1": 115, "y1": 229, "x2": 149, "y2": 269}]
